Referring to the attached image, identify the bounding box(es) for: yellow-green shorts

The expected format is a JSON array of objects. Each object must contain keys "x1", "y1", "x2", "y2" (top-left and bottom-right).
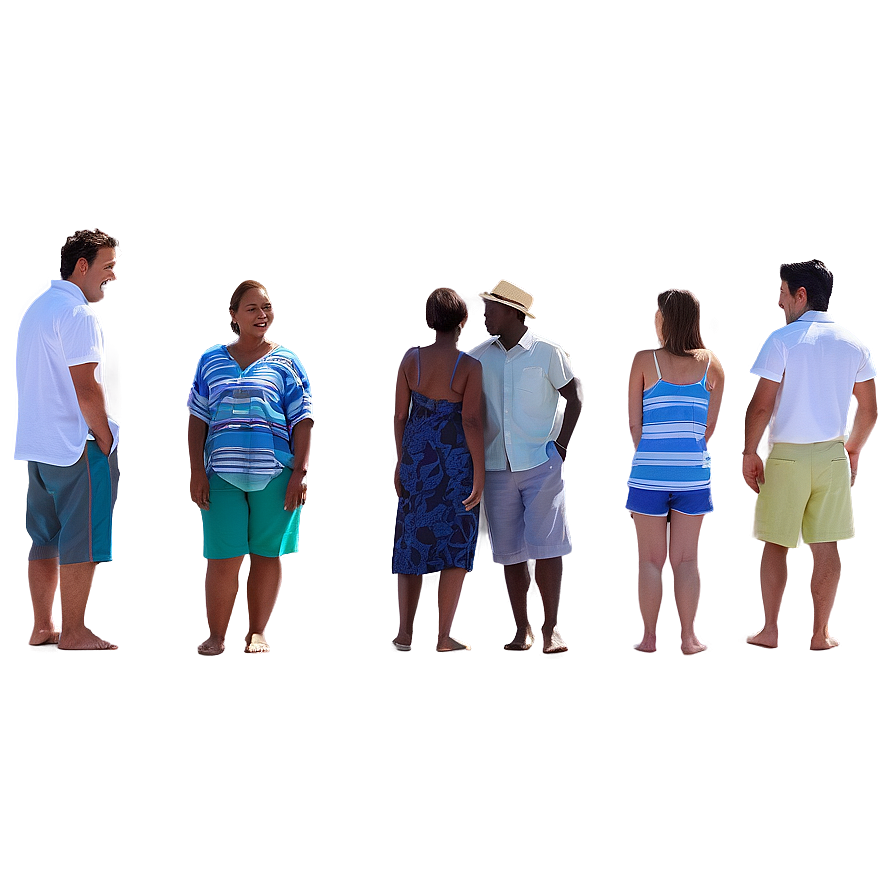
[
  {"x1": 201, "y1": 472, "x2": 301, "y2": 559},
  {"x1": 754, "y1": 440, "x2": 853, "y2": 548}
]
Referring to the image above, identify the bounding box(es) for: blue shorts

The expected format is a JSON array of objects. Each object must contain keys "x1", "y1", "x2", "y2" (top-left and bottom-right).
[
  {"x1": 626, "y1": 486, "x2": 713, "y2": 517},
  {"x1": 26, "y1": 443, "x2": 120, "y2": 565}
]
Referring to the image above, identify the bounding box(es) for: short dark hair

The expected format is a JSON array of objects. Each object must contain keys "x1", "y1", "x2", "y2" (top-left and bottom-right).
[
  {"x1": 657, "y1": 289, "x2": 705, "y2": 356},
  {"x1": 425, "y1": 288, "x2": 468, "y2": 332},
  {"x1": 779, "y1": 259, "x2": 833, "y2": 311},
  {"x1": 60, "y1": 229, "x2": 118, "y2": 280},
  {"x1": 230, "y1": 280, "x2": 268, "y2": 335}
]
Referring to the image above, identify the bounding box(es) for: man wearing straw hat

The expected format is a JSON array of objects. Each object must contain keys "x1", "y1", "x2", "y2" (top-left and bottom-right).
[{"x1": 470, "y1": 281, "x2": 583, "y2": 654}]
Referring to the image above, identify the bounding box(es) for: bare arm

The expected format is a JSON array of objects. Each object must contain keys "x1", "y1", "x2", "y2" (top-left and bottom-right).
[
  {"x1": 69, "y1": 362, "x2": 113, "y2": 456},
  {"x1": 844, "y1": 379, "x2": 878, "y2": 485},
  {"x1": 460, "y1": 359, "x2": 484, "y2": 510},
  {"x1": 285, "y1": 418, "x2": 313, "y2": 510},
  {"x1": 703, "y1": 353, "x2": 725, "y2": 443},
  {"x1": 627, "y1": 355, "x2": 645, "y2": 448},
  {"x1": 554, "y1": 377, "x2": 583, "y2": 461},
  {"x1": 393, "y1": 353, "x2": 413, "y2": 498},
  {"x1": 742, "y1": 377, "x2": 780, "y2": 493},
  {"x1": 188, "y1": 414, "x2": 210, "y2": 509}
]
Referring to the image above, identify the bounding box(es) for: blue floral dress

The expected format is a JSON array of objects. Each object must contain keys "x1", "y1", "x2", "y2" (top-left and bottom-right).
[{"x1": 392, "y1": 355, "x2": 479, "y2": 575}]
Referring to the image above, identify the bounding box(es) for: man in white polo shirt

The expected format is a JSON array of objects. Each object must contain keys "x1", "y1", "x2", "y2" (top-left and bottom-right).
[
  {"x1": 743, "y1": 260, "x2": 877, "y2": 650},
  {"x1": 15, "y1": 229, "x2": 120, "y2": 650},
  {"x1": 470, "y1": 281, "x2": 583, "y2": 654}
]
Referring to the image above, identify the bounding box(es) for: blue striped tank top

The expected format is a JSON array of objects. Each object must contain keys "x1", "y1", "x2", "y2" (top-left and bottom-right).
[{"x1": 627, "y1": 352, "x2": 711, "y2": 492}]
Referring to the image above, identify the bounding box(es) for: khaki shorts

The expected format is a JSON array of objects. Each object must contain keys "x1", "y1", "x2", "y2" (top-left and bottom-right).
[{"x1": 754, "y1": 440, "x2": 853, "y2": 548}]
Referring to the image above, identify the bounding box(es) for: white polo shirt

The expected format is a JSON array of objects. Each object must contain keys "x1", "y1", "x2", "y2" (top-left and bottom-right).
[
  {"x1": 750, "y1": 310, "x2": 876, "y2": 445},
  {"x1": 469, "y1": 330, "x2": 574, "y2": 472},
  {"x1": 15, "y1": 280, "x2": 119, "y2": 465}
]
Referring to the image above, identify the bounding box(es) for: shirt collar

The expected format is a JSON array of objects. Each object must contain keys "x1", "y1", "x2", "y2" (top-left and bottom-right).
[
  {"x1": 796, "y1": 310, "x2": 833, "y2": 324},
  {"x1": 51, "y1": 279, "x2": 88, "y2": 304}
]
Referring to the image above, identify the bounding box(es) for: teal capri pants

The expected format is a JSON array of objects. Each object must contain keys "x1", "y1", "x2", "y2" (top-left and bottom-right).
[{"x1": 201, "y1": 472, "x2": 301, "y2": 559}]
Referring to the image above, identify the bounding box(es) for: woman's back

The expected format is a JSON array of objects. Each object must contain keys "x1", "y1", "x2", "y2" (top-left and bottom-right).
[{"x1": 405, "y1": 344, "x2": 471, "y2": 402}]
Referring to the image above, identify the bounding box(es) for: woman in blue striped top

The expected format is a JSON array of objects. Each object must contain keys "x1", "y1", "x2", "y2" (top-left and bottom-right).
[
  {"x1": 188, "y1": 280, "x2": 313, "y2": 656},
  {"x1": 626, "y1": 290, "x2": 724, "y2": 655}
]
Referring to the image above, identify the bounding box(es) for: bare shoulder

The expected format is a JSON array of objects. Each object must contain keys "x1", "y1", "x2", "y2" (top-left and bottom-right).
[{"x1": 631, "y1": 348, "x2": 656, "y2": 370}]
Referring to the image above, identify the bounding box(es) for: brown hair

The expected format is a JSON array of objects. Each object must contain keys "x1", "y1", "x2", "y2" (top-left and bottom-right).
[
  {"x1": 425, "y1": 287, "x2": 468, "y2": 332},
  {"x1": 229, "y1": 280, "x2": 268, "y2": 335},
  {"x1": 657, "y1": 289, "x2": 705, "y2": 356},
  {"x1": 60, "y1": 229, "x2": 118, "y2": 280}
]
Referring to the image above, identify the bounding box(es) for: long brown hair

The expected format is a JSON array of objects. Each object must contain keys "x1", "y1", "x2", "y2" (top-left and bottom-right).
[{"x1": 657, "y1": 289, "x2": 705, "y2": 356}]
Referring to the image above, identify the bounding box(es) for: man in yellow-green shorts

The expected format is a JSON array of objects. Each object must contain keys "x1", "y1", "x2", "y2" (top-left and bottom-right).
[{"x1": 742, "y1": 260, "x2": 877, "y2": 650}]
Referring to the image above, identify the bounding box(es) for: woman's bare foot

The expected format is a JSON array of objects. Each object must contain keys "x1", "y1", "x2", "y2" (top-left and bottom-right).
[
  {"x1": 198, "y1": 637, "x2": 225, "y2": 656},
  {"x1": 30, "y1": 627, "x2": 60, "y2": 646},
  {"x1": 392, "y1": 634, "x2": 412, "y2": 651},
  {"x1": 681, "y1": 637, "x2": 706, "y2": 655},
  {"x1": 504, "y1": 626, "x2": 534, "y2": 651},
  {"x1": 810, "y1": 626, "x2": 839, "y2": 650},
  {"x1": 634, "y1": 633, "x2": 657, "y2": 652},
  {"x1": 747, "y1": 627, "x2": 778, "y2": 648},
  {"x1": 543, "y1": 626, "x2": 568, "y2": 654},
  {"x1": 436, "y1": 637, "x2": 470, "y2": 652},
  {"x1": 58, "y1": 627, "x2": 117, "y2": 650},
  {"x1": 245, "y1": 633, "x2": 270, "y2": 653}
]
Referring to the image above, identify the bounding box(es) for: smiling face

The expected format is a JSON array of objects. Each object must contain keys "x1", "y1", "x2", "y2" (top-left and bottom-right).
[
  {"x1": 779, "y1": 280, "x2": 807, "y2": 324},
  {"x1": 231, "y1": 287, "x2": 273, "y2": 337},
  {"x1": 74, "y1": 246, "x2": 117, "y2": 302}
]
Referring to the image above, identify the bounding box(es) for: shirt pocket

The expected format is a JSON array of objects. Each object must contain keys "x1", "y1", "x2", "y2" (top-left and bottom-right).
[{"x1": 518, "y1": 366, "x2": 547, "y2": 416}]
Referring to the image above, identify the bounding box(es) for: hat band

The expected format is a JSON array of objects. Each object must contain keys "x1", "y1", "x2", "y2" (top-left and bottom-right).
[{"x1": 486, "y1": 293, "x2": 528, "y2": 311}]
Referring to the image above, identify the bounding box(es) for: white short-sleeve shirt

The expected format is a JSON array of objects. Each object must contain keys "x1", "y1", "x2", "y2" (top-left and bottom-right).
[
  {"x1": 750, "y1": 310, "x2": 876, "y2": 445},
  {"x1": 15, "y1": 280, "x2": 119, "y2": 465},
  {"x1": 469, "y1": 330, "x2": 574, "y2": 472}
]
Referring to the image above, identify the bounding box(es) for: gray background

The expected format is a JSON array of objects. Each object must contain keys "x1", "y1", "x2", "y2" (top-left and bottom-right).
[{"x1": 3, "y1": 1, "x2": 891, "y2": 893}]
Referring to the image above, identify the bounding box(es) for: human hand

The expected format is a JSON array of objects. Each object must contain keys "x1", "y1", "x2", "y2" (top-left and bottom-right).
[
  {"x1": 394, "y1": 462, "x2": 404, "y2": 499},
  {"x1": 284, "y1": 473, "x2": 308, "y2": 511},
  {"x1": 554, "y1": 440, "x2": 567, "y2": 461},
  {"x1": 190, "y1": 469, "x2": 210, "y2": 510},
  {"x1": 742, "y1": 453, "x2": 764, "y2": 494},
  {"x1": 462, "y1": 479, "x2": 483, "y2": 511},
  {"x1": 846, "y1": 448, "x2": 859, "y2": 486}
]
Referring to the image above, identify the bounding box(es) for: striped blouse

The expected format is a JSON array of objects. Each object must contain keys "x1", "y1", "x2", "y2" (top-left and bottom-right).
[
  {"x1": 188, "y1": 345, "x2": 313, "y2": 492},
  {"x1": 627, "y1": 353, "x2": 711, "y2": 492}
]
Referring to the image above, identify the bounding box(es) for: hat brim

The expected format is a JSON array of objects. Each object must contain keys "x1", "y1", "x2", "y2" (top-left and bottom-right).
[{"x1": 479, "y1": 293, "x2": 536, "y2": 319}]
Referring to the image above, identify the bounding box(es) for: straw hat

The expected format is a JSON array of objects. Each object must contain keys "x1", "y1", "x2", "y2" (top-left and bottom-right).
[{"x1": 479, "y1": 280, "x2": 536, "y2": 319}]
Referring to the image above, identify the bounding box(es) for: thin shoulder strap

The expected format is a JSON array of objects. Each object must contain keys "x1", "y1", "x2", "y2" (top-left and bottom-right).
[
  {"x1": 449, "y1": 352, "x2": 463, "y2": 391},
  {"x1": 652, "y1": 351, "x2": 662, "y2": 379},
  {"x1": 416, "y1": 346, "x2": 421, "y2": 387}
]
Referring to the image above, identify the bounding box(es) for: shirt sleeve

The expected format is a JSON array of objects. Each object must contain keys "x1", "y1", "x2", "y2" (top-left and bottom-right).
[
  {"x1": 281, "y1": 355, "x2": 313, "y2": 429},
  {"x1": 547, "y1": 344, "x2": 574, "y2": 390},
  {"x1": 750, "y1": 333, "x2": 786, "y2": 383},
  {"x1": 856, "y1": 347, "x2": 877, "y2": 383},
  {"x1": 187, "y1": 355, "x2": 211, "y2": 423},
  {"x1": 62, "y1": 305, "x2": 103, "y2": 367}
]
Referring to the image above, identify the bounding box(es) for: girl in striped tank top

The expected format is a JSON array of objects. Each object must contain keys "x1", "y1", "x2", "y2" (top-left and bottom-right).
[{"x1": 626, "y1": 290, "x2": 724, "y2": 655}]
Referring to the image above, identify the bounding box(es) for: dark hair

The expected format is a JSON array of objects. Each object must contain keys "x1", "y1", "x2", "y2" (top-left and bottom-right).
[
  {"x1": 657, "y1": 289, "x2": 705, "y2": 356},
  {"x1": 60, "y1": 229, "x2": 118, "y2": 280},
  {"x1": 230, "y1": 280, "x2": 268, "y2": 335},
  {"x1": 425, "y1": 287, "x2": 468, "y2": 332},
  {"x1": 779, "y1": 259, "x2": 833, "y2": 311}
]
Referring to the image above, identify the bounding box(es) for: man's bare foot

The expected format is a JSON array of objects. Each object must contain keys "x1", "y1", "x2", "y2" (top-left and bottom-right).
[
  {"x1": 198, "y1": 637, "x2": 225, "y2": 656},
  {"x1": 392, "y1": 634, "x2": 412, "y2": 652},
  {"x1": 504, "y1": 625, "x2": 534, "y2": 651},
  {"x1": 747, "y1": 627, "x2": 778, "y2": 648},
  {"x1": 58, "y1": 627, "x2": 117, "y2": 650},
  {"x1": 245, "y1": 633, "x2": 270, "y2": 653},
  {"x1": 810, "y1": 627, "x2": 839, "y2": 650},
  {"x1": 634, "y1": 633, "x2": 657, "y2": 653},
  {"x1": 30, "y1": 627, "x2": 60, "y2": 646},
  {"x1": 437, "y1": 637, "x2": 470, "y2": 652},
  {"x1": 543, "y1": 626, "x2": 567, "y2": 654},
  {"x1": 681, "y1": 637, "x2": 706, "y2": 655}
]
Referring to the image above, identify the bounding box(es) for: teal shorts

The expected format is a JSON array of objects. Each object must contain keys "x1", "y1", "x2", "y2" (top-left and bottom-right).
[{"x1": 201, "y1": 472, "x2": 301, "y2": 560}]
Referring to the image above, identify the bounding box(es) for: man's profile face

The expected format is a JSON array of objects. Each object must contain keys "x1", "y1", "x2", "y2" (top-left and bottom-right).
[
  {"x1": 778, "y1": 280, "x2": 805, "y2": 324},
  {"x1": 483, "y1": 299, "x2": 518, "y2": 336},
  {"x1": 79, "y1": 247, "x2": 117, "y2": 303}
]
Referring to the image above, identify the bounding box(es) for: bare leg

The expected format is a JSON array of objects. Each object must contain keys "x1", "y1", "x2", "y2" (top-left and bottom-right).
[
  {"x1": 436, "y1": 567, "x2": 470, "y2": 651},
  {"x1": 28, "y1": 557, "x2": 59, "y2": 645},
  {"x1": 199, "y1": 556, "x2": 244, "y2": 655},
  {"x1": 503, "y1": 561, "x2": 533, "y2": 649},
  {"x1": 808, "y1": 542, "x2": 840, "y2": 650},
  {"x1": 632, "y1": 514, "x2": 667, "y2": 652},
  {"x1": 394, "y1": 574, "x2": 422, "y2": 649},
  {"x1": 57, "y1": 561, "x2": 116, "y2": 650},
  {"x1": 748, "y1": 541, "x2": 788, "y2": 648},
  {"x1": 245, "y1": 554, "x2": 282, "y2": 652},
  {"x1": 534, "y1": 556, "x2": 566, "y2": 653},
  {"x1": 669, "y1": 512, "x2": 706, "y2": 655}
]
